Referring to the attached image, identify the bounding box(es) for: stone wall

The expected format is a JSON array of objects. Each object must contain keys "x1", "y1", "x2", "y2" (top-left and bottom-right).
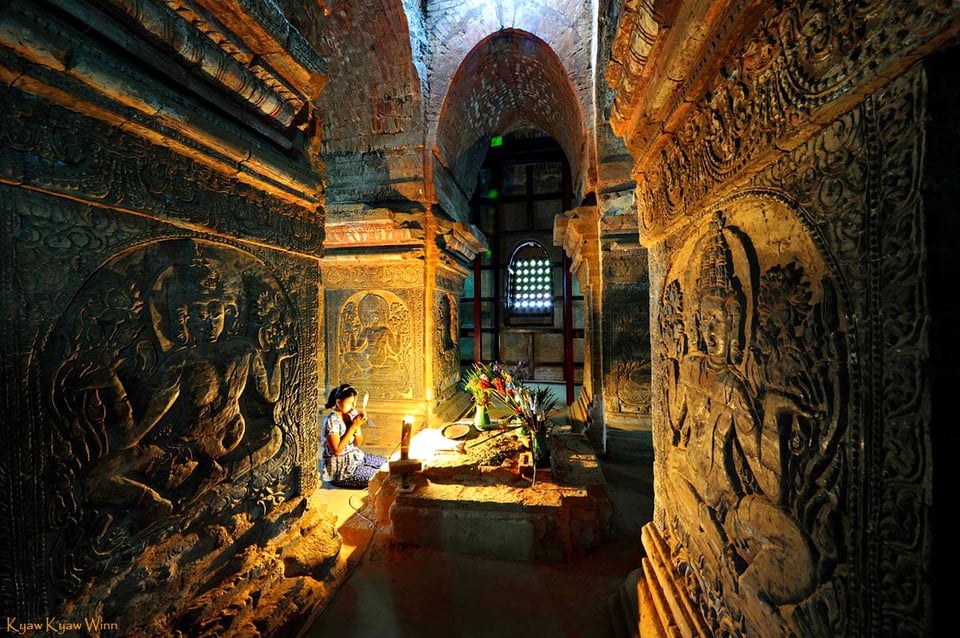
[
  {"x1": 645, "y1": 69, "x2": 931, "y2": 636},
  {"x1": 321, "y1": 261, "x2": 425, "y2": 443},
  {"x1": 599, "y1": 216, "x2": 651, "y2": 455},
  {"x1": 606, "y1": 0, "x2": 960, "y2": 635},
  {"x1": 0, "y1": 0, "x2": 340, "y2": 632}
]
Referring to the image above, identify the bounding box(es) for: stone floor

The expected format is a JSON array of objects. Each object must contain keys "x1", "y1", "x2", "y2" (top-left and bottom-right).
[{"x1": 298, "y1": 439, "x2": 654, "y2": 638}]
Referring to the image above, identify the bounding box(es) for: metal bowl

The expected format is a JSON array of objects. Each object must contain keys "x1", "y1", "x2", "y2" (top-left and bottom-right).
[{"x1": 442, "y1": 422, "x2": 473, "y2": 440}]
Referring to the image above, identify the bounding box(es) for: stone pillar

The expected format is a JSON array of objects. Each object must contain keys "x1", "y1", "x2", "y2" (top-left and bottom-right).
[
  {"x1": 554, "y1": 192, "x2": 652, "y2": 458},
  {"x1": 321, "y1": 208, "x2": 484, "y2": 446},
  {"x1": 598, "y1": 192, "x2": 652, "y2": 458},
  {"x1": 431, "y1": 216, "x2": 489, "y2": 423},
  {"x1": 604, "y1": 1, "x2": 959, "y2": 636},
  {"x1": 0, "y1": 0, "x2": 348, "y2": 631},
  {"x1": 554, "y1": 205, "x2": 602, "y2": 445}
]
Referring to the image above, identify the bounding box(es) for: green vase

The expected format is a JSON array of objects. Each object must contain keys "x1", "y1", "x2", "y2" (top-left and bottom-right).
[
  {"x1": 531, "y1": 428, "x2": 551, "y2": 467},
  {"x1": 473, "y1": 404, "x2": 492, "y2": 430}
]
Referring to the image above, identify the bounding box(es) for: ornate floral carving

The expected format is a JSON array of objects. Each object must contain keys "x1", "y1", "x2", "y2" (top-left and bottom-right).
[
  {"x1": 649, "y1": 66, "x2": 930, "y2": 637},
  {"x1": 323, "y1": 263, "x2": 423, "y2": 288},
  {"x1": 0, "y1": 87, "x2": 323, "y2": 253},
  {"x1": 748, "y1": 71, "x2": 932, "y2": 635},
  {"x1": 634, "y1": 0, "x2": 958, "y2": 242},
  {"x1": 103, "y1": 0, "x2": 307, "y2": 128},
  {"x1": 606, "y1": 0, "x2": 662, "y2": 134}
]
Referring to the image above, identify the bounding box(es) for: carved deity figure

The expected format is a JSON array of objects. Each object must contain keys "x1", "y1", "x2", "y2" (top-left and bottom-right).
[
  {"x1": 341, "y1": 293, "x2": 401, "y2": 371},
  {"x1": 338, "y1": 291, "x2": 412, "y2": 396},
  {"x1": 53, "y1": 242, "x2": 293, "y2": 532},
  {"x1": 435, "y1": 292, "x2": 460, "y2": 393},
  {"x1": 664, "y1": 213, "x2": 817, "y2": 637}
]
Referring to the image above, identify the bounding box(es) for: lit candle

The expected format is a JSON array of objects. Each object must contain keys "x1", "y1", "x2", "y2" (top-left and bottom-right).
[{"x1": 400, "y1": 415, "x2": 414, "y2": 460}]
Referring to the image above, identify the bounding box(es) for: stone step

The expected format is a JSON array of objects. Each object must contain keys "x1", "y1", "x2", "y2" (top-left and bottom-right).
[
  {"x1": 605, "y1": 425, "x2": 653, "y2": 461},
  {"x1": 608, "y1": 568, "x2": 641, "y2": 638}
]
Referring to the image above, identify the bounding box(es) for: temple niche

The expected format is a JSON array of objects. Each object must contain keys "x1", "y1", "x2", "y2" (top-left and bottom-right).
[
  {"x1": 322, "y1": 263, "x2": 425, "y2": 445},
  {"x1": 434, "y1": 290, "x2": 461, "y2": 402},
  {"x1": 337, "y1": 290, "x2": 414, "y2": 395}
]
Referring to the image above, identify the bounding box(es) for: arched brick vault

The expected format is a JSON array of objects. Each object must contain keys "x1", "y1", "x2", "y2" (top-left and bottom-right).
[
  {"x1": 276, "y1": 0, "x2": 619, "y2": 213},
  {"x1": 425, "y1": 0, "x2": 597, "y2": 203},
  {"x1": 435, "y1": 29, "x2": 587, "y2": 211},
  {"x1": 277, "y1": 0, "x2": 426, "y2": 207},
  {"x1": 281, "y1": 0, "x2": 423, "y2": 153}
]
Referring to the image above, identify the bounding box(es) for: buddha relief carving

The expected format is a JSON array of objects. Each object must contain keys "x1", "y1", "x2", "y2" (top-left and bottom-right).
[
  {"x1": 660, "y1": 205, "x2": 847, "y2": 637},
  {"x1": 338, "y1": 290, "x2": 412, "y2": 397},
  {"x1": 607, "y1": 287, "x2": 651, "y2": 413},
  {"x1": 435, "y1": 292, "x2": 460, "y2": 396},
  {"x1": 46, "y1": 239, "x2": 296, "y2": 588}
]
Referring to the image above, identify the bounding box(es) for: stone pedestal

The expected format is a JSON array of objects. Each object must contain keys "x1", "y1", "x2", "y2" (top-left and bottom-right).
[{"x1": 370, "y1": 427, "x2": 612, "y2": 561}]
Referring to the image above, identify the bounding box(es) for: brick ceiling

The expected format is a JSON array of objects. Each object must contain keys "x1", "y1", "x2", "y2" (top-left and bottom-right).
[
  {"x1": 278, "y1": 0, "x2": 625, "y2": 215},
  {"x1": 436, "y1": 29, "x2": 585, "y2": 201}
]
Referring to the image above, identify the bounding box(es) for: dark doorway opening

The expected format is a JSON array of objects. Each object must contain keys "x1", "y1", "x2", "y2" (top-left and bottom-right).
[{"x1": 458, "y1": 129, "x2": 584, "y2": 405}]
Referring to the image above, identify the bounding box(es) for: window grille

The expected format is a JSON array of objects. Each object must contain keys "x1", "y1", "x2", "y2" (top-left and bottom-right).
[{"x1": 507, "y1": 242, "x2": 553, "y2": 314}]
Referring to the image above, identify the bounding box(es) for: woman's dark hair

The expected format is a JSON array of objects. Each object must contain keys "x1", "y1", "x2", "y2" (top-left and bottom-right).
[{"x1": 325, "y1": 383, "x2": 357, "y2": 409}]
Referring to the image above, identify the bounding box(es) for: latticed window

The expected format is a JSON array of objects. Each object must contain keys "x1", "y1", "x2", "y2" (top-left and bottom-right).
[{"x1": 507, "y1": 242, "x2": 552, "y2": 314}]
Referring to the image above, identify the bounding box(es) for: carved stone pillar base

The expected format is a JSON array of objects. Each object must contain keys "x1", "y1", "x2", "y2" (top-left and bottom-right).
[
  {"x1": 623, "y1": 523, "x2": 713, "y2": 638},
  {"x1": 55, "y1": 488, "x2": 347, "y2": 637}
]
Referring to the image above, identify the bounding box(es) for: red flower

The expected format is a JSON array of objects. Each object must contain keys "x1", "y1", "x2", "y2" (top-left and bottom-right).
[{"x1": 493, "y1": 377, "x2": 506, "y2": 393}]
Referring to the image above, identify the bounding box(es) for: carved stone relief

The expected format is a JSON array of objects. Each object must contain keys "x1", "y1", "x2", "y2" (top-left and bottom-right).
[
  {"x1": 634, "y1": 0, "x2": 958, "y2": 242},
  {"x1": 322, "y1": 261, "x2": 425, "y2": 403},
  {"x1": 334, "y1": 290, "x2": 415, "y2": 400},
  {"x1": 640, "y1": 62, "x2": 932, "y2": 638},
  {"x1": 744, "y1": 67, "x2": 932, "y2": 636},
  {"x1": 42, "y1": 238, "x2": 301, "y2": 597},
  {"x1": 323, "y1": 263, "x2": 422, "y2": 288},
  {"x1": 0, "y1": 85, "x2": 324, "y2": 254},
  {"x1": 1, "y1": 2, "x2": 328, "y2": 625},
  {"x1": 657, "y1": 203, "x2": 848, "y2": 638},
  {"x1": 601, "y1": 248, "x2": 651, "y2": 414},
  {"x1": 434, "y1": 291, "x2": 460, "y2": 398},
  {"x1": 603, "y1": 284, "x2": 651, "y2": 414},
  {"x1": 1, "y1": 0, "x2": 325, "y2": 206}
]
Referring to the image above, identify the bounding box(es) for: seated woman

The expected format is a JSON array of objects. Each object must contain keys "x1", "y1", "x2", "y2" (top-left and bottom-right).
[{"x1": 321, "y1": 384, "x2": 387, "y2": 489}]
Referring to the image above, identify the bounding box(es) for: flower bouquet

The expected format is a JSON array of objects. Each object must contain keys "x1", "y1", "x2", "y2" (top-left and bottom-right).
[
  {"x1": 460, "y1": 361, "x2": 559, "y2": 465},
  {"x1": 460, "y1": 362, "x2": 496, "y2": 429}
]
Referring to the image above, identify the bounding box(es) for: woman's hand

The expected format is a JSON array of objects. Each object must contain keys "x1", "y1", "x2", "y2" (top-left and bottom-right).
[{"x1": 352, "y1": 413, "x2": 366, "y2": 445}]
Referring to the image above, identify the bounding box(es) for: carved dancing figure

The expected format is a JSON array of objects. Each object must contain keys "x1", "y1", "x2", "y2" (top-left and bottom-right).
[{"x1": 65, "y1": 251, "x2": 292, "y2": 527}]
